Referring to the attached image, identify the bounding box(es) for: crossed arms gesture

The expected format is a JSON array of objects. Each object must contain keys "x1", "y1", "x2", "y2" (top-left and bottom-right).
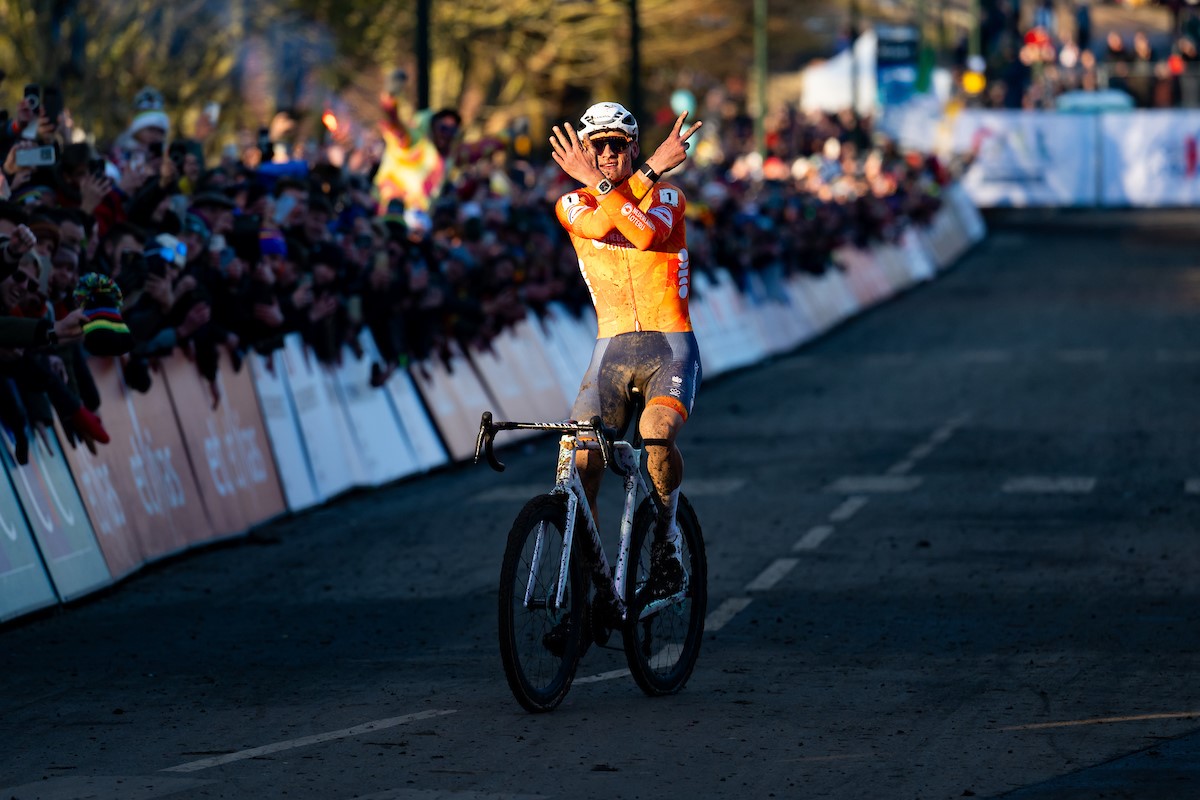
[{"x1": 548, "y1": 111, "x2": 703, "y2": 187}]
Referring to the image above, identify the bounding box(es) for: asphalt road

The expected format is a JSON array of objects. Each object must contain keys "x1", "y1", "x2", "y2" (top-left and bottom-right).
[{"x1": 4, "y1": 211, "x2": 1200, "y2": 799}]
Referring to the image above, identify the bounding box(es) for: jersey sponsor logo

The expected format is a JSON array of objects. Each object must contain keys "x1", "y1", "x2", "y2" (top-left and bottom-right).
[
  {"x1": 649, "y1": 206, "x2": 674, "y2": 229},
  {"x1": 620, "y1": 202, "x2": 634, "y2": 216},
  {"x1": 659, "y1": 188, "x2": 680, "y2": 207},
  {"x1": 669, "y1": 375, "x2": 683, "y2": 399},
  {"x1": 562, "y1": 193, "x2": 581, "y2": 209}
]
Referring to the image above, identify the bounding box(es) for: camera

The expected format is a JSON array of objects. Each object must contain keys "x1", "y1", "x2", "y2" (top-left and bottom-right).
[
  {"x1": 147, "y1": 141, "x2": 164, "y2": 159},
  {"x1": 22, "y1": 84, "x2": 39, "y2": 112},
  {"x1": 15, "y1": 145, "x2": 56, "y2": 168}
]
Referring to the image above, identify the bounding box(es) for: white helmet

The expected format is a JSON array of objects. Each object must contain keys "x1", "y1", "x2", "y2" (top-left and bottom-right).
[{"x1": 578, "y1": 101, "x2": 638, "y2": 141}]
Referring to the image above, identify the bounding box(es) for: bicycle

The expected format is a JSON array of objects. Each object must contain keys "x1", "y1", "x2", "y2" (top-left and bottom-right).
[{"x1": 474, "y1": 398, "x2": 707, "y2": 713}]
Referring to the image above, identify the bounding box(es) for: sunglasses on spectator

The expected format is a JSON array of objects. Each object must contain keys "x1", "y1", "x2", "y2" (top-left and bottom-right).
[
  {"x1": 589, "y1": 136, "x2": 631, "y2": 154},
  {"x1": 145, "y1": 243, "x2": 187, "y2": 266},
  {"x1": 15, "y1": 273, "x2": 38, "y2": 292}
]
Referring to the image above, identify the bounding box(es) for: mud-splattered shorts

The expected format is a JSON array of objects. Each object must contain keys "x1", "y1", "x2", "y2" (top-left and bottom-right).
[{"x1": 570, "y1": 330, "x2": 702, "y2": 438}]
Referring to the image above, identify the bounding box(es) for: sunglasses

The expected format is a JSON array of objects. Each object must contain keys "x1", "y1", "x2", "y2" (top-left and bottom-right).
[
  {"x1": 15, "y1": 273, "x2": 38, "y2": 292},
  {"x1": 589, "y1": 136, "x2": 631, "y2": 154}
]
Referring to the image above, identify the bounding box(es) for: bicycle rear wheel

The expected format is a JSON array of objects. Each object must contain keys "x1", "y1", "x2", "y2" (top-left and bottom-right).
[
  {"x1": 622, "y1": 493, "x2": 707, "y2": 696},
  {"x1": 498, "y1": 493, "x2": 585, "y2": 712}
]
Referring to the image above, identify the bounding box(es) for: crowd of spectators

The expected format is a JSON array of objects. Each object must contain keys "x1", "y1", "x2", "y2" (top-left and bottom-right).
[
  {"x1": 0, "y1": 81, "x2": 949, "y2": 457},
  {"x1": 966, "y1": 0, "x2": 1200, "y2": 109}
]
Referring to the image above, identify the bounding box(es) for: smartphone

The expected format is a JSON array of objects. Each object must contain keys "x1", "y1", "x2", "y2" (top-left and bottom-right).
[
  {"x1": 147, "y1": 141, "x2": 163, "y2": 159},
  {"x1": 41, "y1": 86, "x2": 62, "y2": 122},
  {"x1": 15, "y1": 145, "x2": 56, "y2": 168},
  {"x1": 257, "y1": 127, "x2": 271, "y2": 155},
  {"x1": 88, "y1": 157, "x2": 106, "y2": 178},
  {"x1": 21, "y1": 84, "x2": 39, "y2": 140},
  {"x1": 204, "y1": 102, "x2": 221, "y2": 125}
]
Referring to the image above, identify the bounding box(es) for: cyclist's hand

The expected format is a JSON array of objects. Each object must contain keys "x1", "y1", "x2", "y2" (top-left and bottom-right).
[
  {"x1": 548, "y1": 123, "x2": 605, "y2": 188},
  {"x1": 644, "y1": 111, "x2": 703, "y2": 177}
]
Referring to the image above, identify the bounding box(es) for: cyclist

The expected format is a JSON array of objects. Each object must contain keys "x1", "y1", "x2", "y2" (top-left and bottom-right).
[{"x1": 549, "y1": 102, "x2": 703, "y2": 602}]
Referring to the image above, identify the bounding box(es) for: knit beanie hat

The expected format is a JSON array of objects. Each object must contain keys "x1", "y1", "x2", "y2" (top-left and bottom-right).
[
  {"x1": 74, "y1": 273, "x2": 134, "y2": 356},
  {"x1": 126, "y1": 87, "x2": 169, "y2": 140}
]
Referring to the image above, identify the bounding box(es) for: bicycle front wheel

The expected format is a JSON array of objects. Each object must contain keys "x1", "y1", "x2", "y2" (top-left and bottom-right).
[
  {"x1": 498, "y1": 493, "x2": 585, "y2": 712},
  {"x1": 622, "y1": 493, "x2": 707, "y2": 696}
]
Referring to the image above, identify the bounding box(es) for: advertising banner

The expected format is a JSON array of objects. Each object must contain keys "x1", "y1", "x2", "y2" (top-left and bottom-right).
[
  {"x1": 0, "y1": 466, "x2": 56, "y2": 621},
  {"x1": 876, "y1": 25, "x2": 920, "y2": 107},
  {"x1": 279, "y1": 334, "x2": 361, "y2": 500},
  {"x1": 473, "y1": 320, "x2": 571, "y2": 424},
  {"x1": 56, "y1": 357, "x2": 197, "y2": 578},
  {"x1": 4, "y1": 427, "x2": 111, "y2": 601},
  {"x1": 331, "y1": 334, "x2": 418, "y2": 487},
  {"x1": 161, "y1": 351, "x2": 285, "y2": 539},
  {"x1": 383, "y1": 366, "x2": 448, "y2": 474},
  {"x1": 249, "y1": 351, "x2": 321, "y2": 512},
  {"x1": 951, "y1": 111, "x2": 1099, "y2": 207},
  {"x1": 1100, "y1": 110, "x2": 1200, "y2": 206},
  {"x1": 410, "y1": 343, "x2": 499, "y2": 461}
]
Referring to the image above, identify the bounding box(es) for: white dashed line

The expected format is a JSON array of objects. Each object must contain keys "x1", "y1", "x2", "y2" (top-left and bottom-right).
[
  {"x1": 706, "y1": 597, "x2": 754, "y2": 631},
  {"x1": 574, "y1": 668, "x2": 629, "y2": 685},
  {"x1": 886, "y1": 460, "x2": 917, "y2": 476},
  {"x1": 826, "y1": 476, "x2": 923, "y2": 494},
  {"x1": 1002, "y1": 477, "x2": 1096, "y2": 494},
  {"x1": 162, "y1": 710, "x2": 456, "y2": 773},
  {"x1": 793, "y1": 525, "x2": 835, "y2": 551},
  {"x1": 829, "y1": 496, "x2": 869, "y2": 522},
  {"x1": 745, "y1": 558, "x2": 799, "y2": 592}
]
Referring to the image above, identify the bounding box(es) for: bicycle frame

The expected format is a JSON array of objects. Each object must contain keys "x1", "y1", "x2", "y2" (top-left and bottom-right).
[{"x1": 475, "y1": 412, "x2": 651, "y2": 623}]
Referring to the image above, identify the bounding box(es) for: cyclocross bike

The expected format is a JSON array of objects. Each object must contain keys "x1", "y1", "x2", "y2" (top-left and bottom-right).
[{"x1": 474, "y1": 398, "x2": 707, "y2": 713}]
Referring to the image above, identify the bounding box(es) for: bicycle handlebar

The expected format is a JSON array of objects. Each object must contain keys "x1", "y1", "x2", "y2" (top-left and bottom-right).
[{"x1": 474, "y1": 412, "x2": 614, "y2": 473}]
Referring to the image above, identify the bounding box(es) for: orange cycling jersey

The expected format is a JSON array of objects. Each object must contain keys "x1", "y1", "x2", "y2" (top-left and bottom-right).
[{"x1": 555, "y1": 172, "x2": 692, "y2": 339}]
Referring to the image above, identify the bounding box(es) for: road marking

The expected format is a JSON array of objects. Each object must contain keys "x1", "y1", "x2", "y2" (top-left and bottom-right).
[
  {"x1": 574, "y1": 668, "x2": 629, "y2": 685},
  {"x1": 745, "y1": 558, "x2": 799, "y2": 592},
  {"x1": 886, "y1": 460, "x2": 917, "y2": 476},
  {"x1": 706, "y1": 597, "x2": 753, "y2": 631},
  {"x1": 162, "y1": 710, "x2": 456, "y2": 773},
  {"x1": 794, "y1": 525, "x2": 835, "y2": 551},
  {"x1": 1056, "y1": 349, "x2": 1108, "y2": 364},
  {"x1": 829, "y1": 496, "x2": 868, "y2": 522},
  {"x1": 825, "y1": 476, "x2": 922, "y2": 494},
  {"x1": 999, "y1": 711, "x2": 1200, "y2": 732},
  {"x1": 1002, "y1": 476, "x2": 1096, "y2": 494}
]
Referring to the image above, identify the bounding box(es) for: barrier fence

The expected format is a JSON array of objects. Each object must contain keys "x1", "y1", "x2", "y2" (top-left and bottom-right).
[
  {"x1": 0, "y1": 184, "x2": 986, "y2": 625},
  {"x1": 951, "y1": 108, "x2": 1200, "y2": 207}
]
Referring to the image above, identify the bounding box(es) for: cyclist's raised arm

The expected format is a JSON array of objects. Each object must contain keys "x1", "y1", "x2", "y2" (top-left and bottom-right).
[
  {"x1": 594, "y1": 182, "x2": 687, "y2": 251},
  {"x1": 555, "y1": 190, "x2": 617, "y2": 239},
  {"x1": 629, "y1": 111, "x2": 703, "y2": 201}
]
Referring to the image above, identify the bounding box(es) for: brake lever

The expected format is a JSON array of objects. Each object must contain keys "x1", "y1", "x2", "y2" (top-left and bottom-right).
[{"x1": 474, "y1": 411, "x2": 506, "y2": 472}]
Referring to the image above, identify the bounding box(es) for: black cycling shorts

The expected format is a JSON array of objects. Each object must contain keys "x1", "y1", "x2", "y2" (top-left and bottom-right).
[{"x1": 570, "y1": 330, "x2": 702, "y2": 437}]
